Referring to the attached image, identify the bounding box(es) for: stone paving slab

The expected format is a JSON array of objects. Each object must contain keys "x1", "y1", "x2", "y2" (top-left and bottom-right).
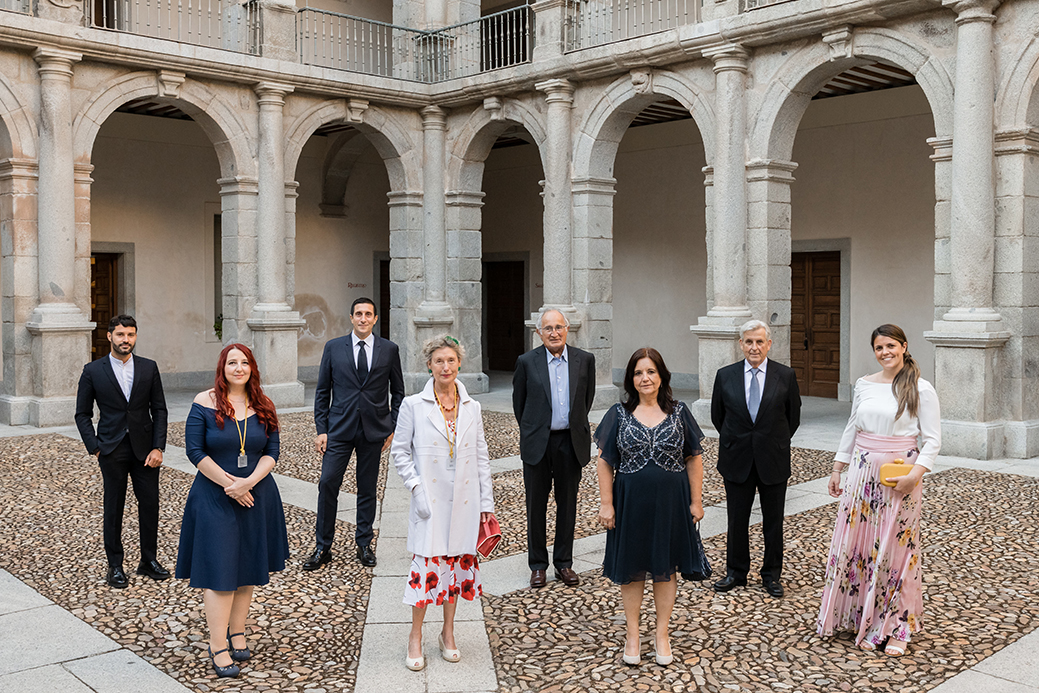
[
  {"x1": 0, "y1": 603, "x2": 119, "y2": 676},
  {"x1": 972, "y1": 629, "x2": 1039, "y2": 687},
  {"x1": 929, "y1": 669, "x2": 1038, "y2": 693},
  {"x1": 63, "y1": 649, "x2": 190, "y2": 693},
  {"x1": 0, "y1": 663, "x2": 98, "y2": 693},
  {"x1": 0, "y1": 568, "x2": 52, "y2": 615}
]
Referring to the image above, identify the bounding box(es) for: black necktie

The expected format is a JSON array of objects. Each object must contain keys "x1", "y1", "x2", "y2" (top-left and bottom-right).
[{"x1": 357, "y1": 341, "x2": 368, "y2": 381}]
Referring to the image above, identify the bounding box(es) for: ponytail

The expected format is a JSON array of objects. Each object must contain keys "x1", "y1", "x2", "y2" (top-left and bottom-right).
[{"x1": 871, "y1": 323, "x2": 920, "y2": 420}]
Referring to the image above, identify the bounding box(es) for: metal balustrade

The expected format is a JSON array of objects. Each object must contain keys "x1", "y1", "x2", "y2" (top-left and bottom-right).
[
  {"x1": 0, "y1": 0, "x2": 31, "y2": 14},
  {"x1": 564, "y1": 0, "x2": 700, "y2": 51},
  {"x1": 296, "y1": 5, "x2": 533, "y2": 82},
  {"x1": 88, "y1": 0, "x2": 261, "y2": 54}
]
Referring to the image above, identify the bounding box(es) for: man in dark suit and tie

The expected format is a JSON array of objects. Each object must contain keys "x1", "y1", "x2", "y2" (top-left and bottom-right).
[
  {"x1": 513, "y1": 308, "x2": 596, "y2": 588},
  {"x1": 304, "y1": 297, "x2": 404, "y2": 570},
  {"x1": 75, "y1": 314, "x2": 169, "y2": 589},
  {"x1": 711, "y1": 319, "x2": 801, "y2": 598}
]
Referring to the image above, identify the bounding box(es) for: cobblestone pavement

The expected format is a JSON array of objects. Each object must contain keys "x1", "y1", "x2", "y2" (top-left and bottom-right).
[
  {"x1": 488, "y1": 439, "x2": 837, "y2": 560},
  {"x1": 0, "y1": 434, "x2": 371, "y2": 692},
  {"x1": 483, "y1": 467, "x2": 1039, "y2": 692}
]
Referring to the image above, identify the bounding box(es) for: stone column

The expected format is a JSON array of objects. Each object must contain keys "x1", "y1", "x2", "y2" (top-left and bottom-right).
[
  {"x1": 571, "y1": 175, "x2": 619, "y2": 408},
  {"x1": 531, "y1": 0, "x2": 566, "y2": 61},
  {"x1": 218, "y1": 175, "x2": 259, "y2": 347},
  {"x1": 0, "y1": 159, "x2": 39, "y2": 425},
  {"x1": 413, "y1": 106, "x2": 454, "y2": 384},
  {"x1": 27, "y1": 48, "x2": 95, "y2": 427},
  {"x1": 924, "y1": 0, "x2": 1010, "y2": 459},
  {"x1": 446, "y1": 189, "x2": 488, "y2": 393},
  {"x1": 690, "y1": 44, "x2": 752, "y2": 425},
  {"x1": 246, "y1": 82, "x2": 304, "y2": 407},
  {"x1": 532, "y1": 79, "x2": 579, "y2": 330},
  {"x1": 389, "y1": 189, "x2": 430, "y2": 393}
]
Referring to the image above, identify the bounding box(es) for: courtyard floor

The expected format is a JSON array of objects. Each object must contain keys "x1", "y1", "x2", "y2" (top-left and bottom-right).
[{"x1": 1, "y1": 383, "x2": 1038, "y2": 692}]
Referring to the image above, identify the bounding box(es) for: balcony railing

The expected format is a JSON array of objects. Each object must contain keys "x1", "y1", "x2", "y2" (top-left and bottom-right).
[
  {"x1": 88, "y1": 0, "x2": 261, "y2": 54},
  {"x1": 0, "y1": 0, "x2": 31, "y2": 14},
  {"x1": 564, "y1": 0, "x2": 700, "y2": 52},
  {"x1": 297, "y1": 5, "x2": 533, "y2": 82}
]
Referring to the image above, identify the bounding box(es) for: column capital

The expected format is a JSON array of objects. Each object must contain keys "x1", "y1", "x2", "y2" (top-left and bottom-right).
[
  {"x1": 421, "y1": 105, "x2": 447, "y2": 129},
  {"x1": 255, "y1": 81, "x2": 293, "y2": 106},
  {"x1": 745, "y1": 158, "x2": 798, "y2": 183},
  {"x1": 33, "y1": 47, "x2": 81, "y2": 76},
  {"x1": 535, "y1": 78, "x2": 575, "y2": 104},
  {"x1": 943, "y1": 0, "x2": 999, "y2": 23},
  {"x1": 703, "y1": 44, "x2": 749, "y2": 72}
]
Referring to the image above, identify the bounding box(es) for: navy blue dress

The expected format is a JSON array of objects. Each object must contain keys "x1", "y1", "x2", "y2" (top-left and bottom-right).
[
  {"x1": 176, "y1": 403, "x2": 289, "y2": 590},
  {"x1": 595, "y1": 401, "x2": 711, "y2": 584}
]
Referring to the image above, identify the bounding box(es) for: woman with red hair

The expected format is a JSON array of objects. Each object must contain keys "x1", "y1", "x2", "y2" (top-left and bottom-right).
[{"x1": 176, "y1": 344, "x2": 289, "y2": 678}]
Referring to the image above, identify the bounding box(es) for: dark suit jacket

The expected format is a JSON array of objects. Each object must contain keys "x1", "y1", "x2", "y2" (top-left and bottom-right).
[
  {"x1": 75, "y1": 355, "x2": 168, "y2": 459},
  {"x1": 711, "y1": 359, "x2": 801, "y2": 486},
  {"x1": 314, "y1": 334, "x2": 405, "y2": 443},
  {"x1": 513, "y1": 344, "x2": 596, "y2": 467}
]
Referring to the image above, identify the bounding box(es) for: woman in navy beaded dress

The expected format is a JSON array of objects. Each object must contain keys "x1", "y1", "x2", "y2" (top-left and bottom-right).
[
  {"x1": 595, "y1": 347, "x2": 711, "y2": 667},
  {"x1": 176, "y1": 343, "x2": 289, "y2": 678}
]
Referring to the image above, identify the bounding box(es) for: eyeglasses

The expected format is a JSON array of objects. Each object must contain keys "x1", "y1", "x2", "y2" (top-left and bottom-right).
[{"x1": 541, "y1": 325, "x2": 567, "y2": 334}]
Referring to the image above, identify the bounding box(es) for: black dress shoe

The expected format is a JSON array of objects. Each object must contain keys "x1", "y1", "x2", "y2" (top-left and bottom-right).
[
  {"x1": 712, "y1": 575, "x2": 747, "y2": 593},
  {"x1": 763, "y1": 580, "x2": 785, "y2": 598},
  {"x1": 227, "y1": 628, "x2": 251, "y2": 662},
  {"x1": 302, "y1": 547, "x2": 332, "y2": 571},
  {"x1": 356, "y1": 544, "x2": 377, "y2": 567},
  {"x1": 136, "y1": 559, "x2": 171, "y2": 580},
  {"x1": 106, "y1": 565, "x2": 129, "y2": 589},
  {"x1": 208, "y1": 646, "x2": 240, "y2": 678}
]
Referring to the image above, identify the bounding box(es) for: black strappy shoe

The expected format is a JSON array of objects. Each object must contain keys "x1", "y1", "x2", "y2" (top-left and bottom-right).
[
  {"x1": 208, "y1": 646, "x2": 241, "y2": 678},
  {"x1": 227, "y1": 628, "x2": 251, "y2": 662}
]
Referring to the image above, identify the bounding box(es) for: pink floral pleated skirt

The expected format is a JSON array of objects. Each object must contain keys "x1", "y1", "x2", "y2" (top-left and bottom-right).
[
  {"x1": 816, "y1": 432, "x2": 924, "y2": 647},
  {"x1": 403, "y1": 554, "x2": 482, "y2": 608}
]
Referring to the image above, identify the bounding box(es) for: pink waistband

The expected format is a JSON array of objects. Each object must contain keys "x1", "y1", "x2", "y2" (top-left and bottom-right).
[{"x1": 854, "y1": 431, "x2": 917, "y2": 453}]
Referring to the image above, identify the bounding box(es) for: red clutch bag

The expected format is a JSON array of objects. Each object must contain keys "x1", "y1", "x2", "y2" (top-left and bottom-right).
[{"x1": 476, "y1": 514, "x2": 502, "y2": 559}]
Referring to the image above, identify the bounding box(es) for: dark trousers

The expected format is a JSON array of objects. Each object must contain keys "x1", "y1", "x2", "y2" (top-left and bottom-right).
[
  {"x1": 98, "y1": 436, "x2": 160, "y2": 567},
  {"x1": 523, "y1": 430, "x2": 581, "y2": 571},
  {"x1": 723, "y1": 464, "x2": 786, "y2": 583},
  {"x1": 315, "y1": 435, "x2": 382, "y2": 550}
]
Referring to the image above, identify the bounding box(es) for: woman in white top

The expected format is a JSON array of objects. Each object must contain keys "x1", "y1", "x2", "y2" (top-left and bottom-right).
[
  {"x1": 391, "y1": 335, "x2": 495, "y2": 672},
  {"x1": 816, "y1": 324, "x2": 941, "y2": 657}
]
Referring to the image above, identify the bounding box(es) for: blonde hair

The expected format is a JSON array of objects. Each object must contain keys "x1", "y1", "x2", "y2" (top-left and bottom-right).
[
  {"x1": 872, "y1": 324, "x2": 920, "y2": 420},
  {"x1": 422, "y1": 334, "x2": 465, "y2": 366}
]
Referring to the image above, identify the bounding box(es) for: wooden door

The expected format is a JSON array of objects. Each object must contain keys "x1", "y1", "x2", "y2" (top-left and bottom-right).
[
  {"x1": 790, "y1": 251, "x2": 841, "y2": 398},
  {"x1": 90, "y1": 254, "x2": 119, "y2": 360},
  {"x1": 484, "y1": 260, "x2": 525, "y2": 371}
]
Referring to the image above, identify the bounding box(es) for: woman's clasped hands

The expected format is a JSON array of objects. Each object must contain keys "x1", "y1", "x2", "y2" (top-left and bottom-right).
[{"x1": 224, "y1": 472, "x2": 255, "y2": 507}]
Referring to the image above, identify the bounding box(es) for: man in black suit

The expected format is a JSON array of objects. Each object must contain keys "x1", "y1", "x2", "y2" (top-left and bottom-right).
[
  {"x1": 711, "y1": 319, "x2": 801, "y2": 598},
  {"x1": 75, "y1": 314, "x2": 169, "y2": 589},
  {"x1": 513, "y1": 308, "x2": 596, "y2": 588},
  {"x1": 304, "y1": 297, "x2": 404, "y2": 570}
]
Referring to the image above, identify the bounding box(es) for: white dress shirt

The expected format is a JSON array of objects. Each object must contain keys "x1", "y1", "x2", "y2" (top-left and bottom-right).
[
  {"x1": 744, "y1": 358, "x2": 768, "y2": 405},
  {"x1": 109, "y1": 353, "x2": 134, "y2": 401},
  {"x1": 351, "y1": 332, "x2": 375, "y2": 368},
  {"x1": 835, "y1": 377, "x2": 942, "y2": 470}
]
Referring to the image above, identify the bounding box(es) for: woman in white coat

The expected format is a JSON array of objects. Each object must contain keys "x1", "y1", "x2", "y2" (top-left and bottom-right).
[{"x1": 392, "y1": 335, "x2": 495, "y2": 672}]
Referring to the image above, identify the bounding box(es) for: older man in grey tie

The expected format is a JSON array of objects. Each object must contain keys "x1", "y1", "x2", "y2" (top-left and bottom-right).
[{"x1": 710, "y1": 320, "x2": 801, "y2": 598}]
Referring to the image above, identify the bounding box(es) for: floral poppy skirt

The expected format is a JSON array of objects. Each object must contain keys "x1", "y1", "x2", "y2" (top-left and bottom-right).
[
  {"x1": 817, "y1": 432, "x2": 924, "y2": 647},
  {"x1": 403, "y1": 554, "x2": 482, "y2": 608}
]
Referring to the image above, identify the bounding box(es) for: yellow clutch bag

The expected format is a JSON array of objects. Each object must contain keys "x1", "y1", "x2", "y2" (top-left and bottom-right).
[{"x1": 879, "y1": 459, "x2": 914, "y2": 487}]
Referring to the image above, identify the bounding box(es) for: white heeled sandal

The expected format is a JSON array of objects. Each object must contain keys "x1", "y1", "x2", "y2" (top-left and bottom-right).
[{"x1": 439, "y1": 633, "x2": 461, "y2": 663}]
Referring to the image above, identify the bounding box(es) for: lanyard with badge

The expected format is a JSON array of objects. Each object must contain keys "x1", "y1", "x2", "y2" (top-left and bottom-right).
[
  {"x1": 434, "y1": 385, "x2": 458, "y2": 470},
  {"x1": 233, "y1": 403, "x2": 248, "y2": 468}
]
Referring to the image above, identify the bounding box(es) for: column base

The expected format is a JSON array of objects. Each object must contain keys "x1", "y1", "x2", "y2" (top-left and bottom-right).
[
  {"x1": 247, "y1": 306, "x2": 306, "y2": 409},
  {"x1": 938, "y1": 419, "x2": 1006, "y2": 460},
  {"x1": 1005, "y1": 420, "x2": 1039, "y2": 459},
  {"x1": 0, "y1": 395, "x2": 32, "y2": 426},
  {"x1": 592, "y1": 382, "x2": 619, "y2": 411},
  {"x1": 408, "y1": 302, "x2": 456, "y2": 393},
  {"x1": 25, "y1": 306, "x2": 94, "y2": 427},
  {"x1": 27, "y1": 395, "x2": 78, "y2": 428},
  {"x1": 690, "y1": 319, "x2": 743, "y2": 425}
]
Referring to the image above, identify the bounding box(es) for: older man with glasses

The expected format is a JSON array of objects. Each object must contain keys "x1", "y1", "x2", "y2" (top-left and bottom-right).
[{"x1": 513, "y1": 308, "x2": 596, "y2": 588}]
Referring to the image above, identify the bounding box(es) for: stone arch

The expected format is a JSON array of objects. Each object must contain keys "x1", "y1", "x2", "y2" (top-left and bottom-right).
[
  {"x1": 572, "y1": 69, "x2": 715, "y2": 180},
  {"x1": 0, "y1": 73, "x2": 37, "y2": 160},
  {"x1": 72, "y1": 71, "x2": 252, "y2": 178},
  {"x1": 996, "y1": 35, "x2": 1039, "y2": 130},
  {"x1": 283, "y1": 100, "x2": 417, "y2": 192},
  {"x1": 319, "y1": 131, "x2": 372, "y2": 215},
  {"x1": 446, "y1": 98, "x2": 548, "y2": 193},
  {"x1": 749, "y1": 28, "x2": 954, "y2": 162}
]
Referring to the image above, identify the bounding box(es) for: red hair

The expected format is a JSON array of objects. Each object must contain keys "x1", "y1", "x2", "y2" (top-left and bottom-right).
[{"x1": 212, "y1": 343, "x2": 279, "y2": 432}]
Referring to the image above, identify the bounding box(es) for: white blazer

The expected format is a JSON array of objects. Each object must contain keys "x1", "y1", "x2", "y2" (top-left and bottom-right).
[{"x1": 391, "y1": 378, "x2": 494, "y2": 558}]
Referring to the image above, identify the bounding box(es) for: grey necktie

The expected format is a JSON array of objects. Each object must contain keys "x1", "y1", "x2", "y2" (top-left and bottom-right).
[{"x1": 749, "y1": 367, "x2": 761, "y2": 423}]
